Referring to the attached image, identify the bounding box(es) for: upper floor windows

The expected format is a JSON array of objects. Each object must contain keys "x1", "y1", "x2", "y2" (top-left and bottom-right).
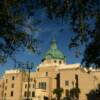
[
  {"x1": 65, "y1": 80, "x2": 69, "y2": 86},
  {"x1": 45, "y1": 72, "x2": 48, "y2": 76},
  {"x1": 39, "y1": 82, "x2": 46, "y2": 90},
  {"x1": 12, "y1": 76, "x2": 15, "y2": 80},
  {"x1": 54, "y1": 60, "x2": 62, "y2": 64},
  {"x1": 11, "y1": 84, "x2": 14, "y2": 88},
  {"x1": 6, "y1": 79, "x2": 8, "y2": 83},
  {"x1": 25, "y1": 84, "x2": 27, "y2": 88},
  {"x1": 54, "y1": 60, "x2": 57, "y2": 63},
  {"x1": 59, "y1": 60, "x2": 62, "y2": 64},
  {"x1": 37, "y1": 68, "x2": 39, "y2": 71},
  {"x1": 25, "y1": 84, "x2": 31, "y2": 88}
]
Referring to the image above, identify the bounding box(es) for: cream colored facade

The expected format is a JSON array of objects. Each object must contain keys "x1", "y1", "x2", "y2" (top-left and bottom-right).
[
  {"x1": 0, "y1": 79, "x2": 3, "y2": 100},
  {"x1": 0, "y1": 60, "x2": 100, "y2": 100},
  {"x1": 0, "y1": 40, "x2": 100, "y2": 100}
]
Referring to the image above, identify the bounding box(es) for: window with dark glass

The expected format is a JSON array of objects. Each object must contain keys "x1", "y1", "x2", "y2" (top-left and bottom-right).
[
  {"x1": 59, "y1": 60, "x2": 62, "y2": 64},
  {"x1": 46, "y1": 72, "x2": 48, "y2": 76},
  {"x1": 11, "y1": 91, "x2": 14, "y2": 97},
  {"x1": 32, "y1": 91, "x2": 35, "y2": 97},
  {"x1": 54, "y1": 60, "x2": 57, "y2": 63},
  {"x1": 11, "y1": 84, "x2": 14, "y2": 88},
  {"x1": 37, "y1": 68, "x2": 39, "y2": 71},
  {"x1": 5, "y1": 93, "x2": 6, "y2": 97},
  {"x1": 75, "y1": 74, "x2": 79, "y2": 88},
  {"x1": 39, "y1": 82, "x2": 46, "y2": 90},
  {"x1": 6, "y1": 79, "x2": 8, "y2": 83},
  {"x1": 12, "y1": 76, "x2": 15, "y2": 80},
  {"x1": 65, "y1": 80, "x2": 69, "y2": 86}
]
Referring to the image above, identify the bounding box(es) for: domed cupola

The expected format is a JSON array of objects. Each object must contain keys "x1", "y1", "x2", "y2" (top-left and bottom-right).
[{"x1": 42, "y1": 38, "x2": 66, "y2": 62}]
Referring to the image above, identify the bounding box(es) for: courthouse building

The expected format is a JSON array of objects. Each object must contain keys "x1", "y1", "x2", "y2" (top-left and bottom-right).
[{"x1": 0, "y1": 39, "x2": 100, "y2": 100}]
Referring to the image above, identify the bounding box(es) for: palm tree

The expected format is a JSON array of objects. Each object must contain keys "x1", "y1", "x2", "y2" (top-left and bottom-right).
[{"x1": 53, "y1": 88, "x2": 64, "y2": 100}]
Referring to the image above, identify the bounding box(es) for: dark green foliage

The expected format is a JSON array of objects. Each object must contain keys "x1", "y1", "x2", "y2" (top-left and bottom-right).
[
  {"x1": 63, "y1": 96, "x2": 71, "y2": 100},
  {"x1": 44, "y1": 96, "x2": 49, "y2": 100},
  {"x1": 63, "y1": 88, "x2": 80, "y2": 100},
  {"x1": 81, "y1": 14, "x2": 100, "y2": 68},
  {"x1": 0, "y1": 0, "x2": 100, "y2": 67},
  {"x1": 87, "y1": 84, "x2": 100, "y2": 100},
  {"x1": 70, "y1": 88, "x2": 80, "y2": 99},
  {"x1": 53, "y1": 88, "x2": 64, "y2": 100},
  {"x1": 0, "y1": 0, "x2": 38, "y2": 64}
]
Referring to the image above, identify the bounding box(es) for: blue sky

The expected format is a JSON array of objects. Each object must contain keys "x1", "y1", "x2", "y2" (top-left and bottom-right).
[{"x1": 0, "y1": 9, "x2": 84, "y2": 74}]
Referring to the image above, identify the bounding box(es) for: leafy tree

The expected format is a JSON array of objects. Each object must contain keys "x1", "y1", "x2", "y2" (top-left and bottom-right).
[
  {"x1": 53, "y1": 88, "x2": 64, "y2": 100},
  {"x1": 87, "y1": 84, "x2": 100, "y2": 100},
  {"x1": 0, "y1": 0, "x2": 39, "y2": 64},
  {"x1": 70, "y1": 87, "x2": 80, "y2": 100},
  {"x1": 81, "y1": 14, "x2": 100, "y2": 68},
  {"x1": 0, "y1": 0, "x2": 100, "y2": 67}
]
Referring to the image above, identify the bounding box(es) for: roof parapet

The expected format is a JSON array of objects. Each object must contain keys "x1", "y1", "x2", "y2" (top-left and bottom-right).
[{"x1": 5, "y1": 69, "x2": 20, "y2": 74}]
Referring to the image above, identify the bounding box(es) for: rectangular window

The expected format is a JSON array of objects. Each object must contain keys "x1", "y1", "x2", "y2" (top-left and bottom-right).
[
  {"x1": 45, "y1": 72, "x2": 48, "y2": 76},
  {"x1": 39, "y1": 82, "x2": 46, "y2": 90},
  {"x1": 65, "y1": 80, "x2": 69, "y2": 86},
  {"x1": 6, "y1": 79, "x2": 8, "y2": 83},
  {"x1": 32, "y1": 91, "x2": 35, "y2": 97},
  {"x1": 11, "y1": 91, "x2": 14, "y2": 97},
  {"x1": 12, "y1": 76, "x2": 15, "y2": 80},
  {"x1": 11, "y1": 84, "x2": 14, "y2": 88}
]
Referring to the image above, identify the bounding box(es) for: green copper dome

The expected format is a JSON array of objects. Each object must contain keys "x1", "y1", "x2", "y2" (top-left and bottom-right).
[{"x1": 43, "y1": 39, "x2": 66, "y2": 62}]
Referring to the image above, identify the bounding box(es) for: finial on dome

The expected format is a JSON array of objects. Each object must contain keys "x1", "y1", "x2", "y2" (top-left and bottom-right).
[{"x1": 50, "y1": 37, "x2": 57, "y2": 49}]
